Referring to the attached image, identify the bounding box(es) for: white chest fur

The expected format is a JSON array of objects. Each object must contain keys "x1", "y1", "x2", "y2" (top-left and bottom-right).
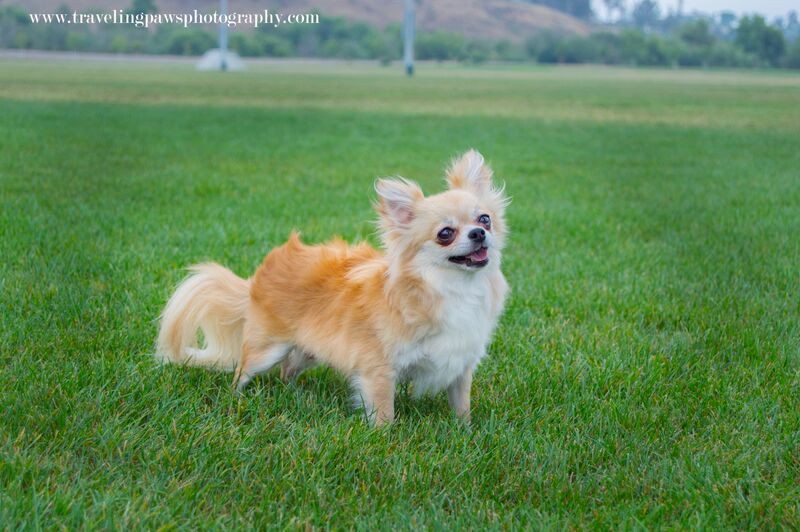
[{"x1": 393, "y1": 269, "x2": 505, "y2": 396}]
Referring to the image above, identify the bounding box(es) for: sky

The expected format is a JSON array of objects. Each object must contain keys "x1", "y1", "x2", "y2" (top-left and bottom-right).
[
  {"x1": 679, "y1": 0, "x2": 796, "y2": 18},
  {"x1": 594, "y1": 0, "x2": 797, "y2": 20}
]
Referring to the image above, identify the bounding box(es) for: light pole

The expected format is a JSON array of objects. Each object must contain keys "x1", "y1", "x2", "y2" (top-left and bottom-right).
[
  {"x1": 403, "y1": 0, "x2": 415, "y2": 76},
  {"x1": 219, "y1": 0, "x2": 228, "y2": 71}
]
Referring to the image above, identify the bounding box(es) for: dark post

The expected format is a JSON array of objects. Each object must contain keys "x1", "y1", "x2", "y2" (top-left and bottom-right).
[{"x1": 403, "y1": 0, "x2": 415, "y2": 76}]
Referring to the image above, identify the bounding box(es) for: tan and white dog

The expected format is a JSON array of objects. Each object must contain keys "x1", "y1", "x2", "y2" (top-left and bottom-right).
[{"x1": 155, "y1": 150, "x2": 509, "y2": 425}]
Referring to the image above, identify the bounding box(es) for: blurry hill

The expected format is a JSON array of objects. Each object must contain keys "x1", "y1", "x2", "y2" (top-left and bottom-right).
[{"x1": 8, "y1": 0, "x2": 591, "y2": 40}]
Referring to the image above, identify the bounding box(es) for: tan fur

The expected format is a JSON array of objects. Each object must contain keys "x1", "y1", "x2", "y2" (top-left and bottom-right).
[
  {"x1": 155, "y1": 150, "x2": 509, "y2": 426},
  {"x1": 156, "y1": 263, "x2": 250, "y2": 371}
]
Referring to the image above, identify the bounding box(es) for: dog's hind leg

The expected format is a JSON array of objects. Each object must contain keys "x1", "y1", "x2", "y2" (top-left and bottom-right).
[
  {"x1": 233, "y1": 318, "x2": 292, "y2": 391},
  {"x1": 234, "y1": 341, "x2": 291, "y2": 391},
  {"x1": 280, "y1": 348, "x2": 317, "y2": 382}
]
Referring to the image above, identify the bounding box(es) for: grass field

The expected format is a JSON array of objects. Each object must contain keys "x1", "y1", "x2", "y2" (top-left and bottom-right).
[{"x1": 1, "y1": 58, "x2": 799, "y2": 528}]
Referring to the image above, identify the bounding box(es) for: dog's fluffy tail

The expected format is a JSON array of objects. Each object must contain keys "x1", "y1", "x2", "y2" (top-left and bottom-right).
[{"x1": 156, "y1": 263, "x2": 250, "y2": 371}]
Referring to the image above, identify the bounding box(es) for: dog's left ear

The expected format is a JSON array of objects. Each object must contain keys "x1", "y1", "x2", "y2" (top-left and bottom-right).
[{"x1": 446, "y1": 149, "x2": 493, "y2": 194}]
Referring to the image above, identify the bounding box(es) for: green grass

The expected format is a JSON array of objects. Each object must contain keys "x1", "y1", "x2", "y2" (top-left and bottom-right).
[{"x1": 1, "y1": 59, "x2": 799, "y2": 528}]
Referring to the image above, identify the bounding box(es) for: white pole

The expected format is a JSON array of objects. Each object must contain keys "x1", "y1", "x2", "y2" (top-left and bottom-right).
[
  {"x1": 403, "y1": 0, "x2": 415, "y2": 76},
  {"x1": 219, "y1": 0, "x2": 228, "y2": 71}
]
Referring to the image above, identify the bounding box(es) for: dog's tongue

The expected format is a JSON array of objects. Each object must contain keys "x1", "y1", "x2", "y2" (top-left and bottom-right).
[{"x1": 468, "y1": 247, "x2": 488, "y2": 262}]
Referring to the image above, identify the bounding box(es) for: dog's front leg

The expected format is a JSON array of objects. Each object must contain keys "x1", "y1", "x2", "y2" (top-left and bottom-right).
[
  {"x1": 359, "y1": 369, "x2": 396, "y2": 426},
  {"x1": 447, "y1": 367, "x2": 473, "y2": 421}
]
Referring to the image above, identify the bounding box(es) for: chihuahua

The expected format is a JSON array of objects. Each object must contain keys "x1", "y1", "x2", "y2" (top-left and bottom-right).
[{"x1": 155, "y1": 150, "x2": 509, "y2": 425}]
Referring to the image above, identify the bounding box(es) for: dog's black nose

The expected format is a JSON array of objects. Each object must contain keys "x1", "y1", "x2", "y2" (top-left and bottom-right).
[{"x1": 468, "y1": 228, "x2": 486, "y2": 242}]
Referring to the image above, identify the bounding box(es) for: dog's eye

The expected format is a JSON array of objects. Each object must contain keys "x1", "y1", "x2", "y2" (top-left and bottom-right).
[
  {"x1": 478, "y1": 214, "x2": 491, "y2": 229},
  {"x1": 437, "y1": 227, "x2": 455, "y2": 244}
]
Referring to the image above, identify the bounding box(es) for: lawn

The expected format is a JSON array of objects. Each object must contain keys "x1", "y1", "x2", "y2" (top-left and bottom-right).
[{"x1": 1, "y1": 58, "x2": 799, "y2": 528}]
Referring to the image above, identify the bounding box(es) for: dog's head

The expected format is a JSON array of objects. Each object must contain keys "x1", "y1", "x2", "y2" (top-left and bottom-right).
[{"x1": 376, "y1": 150, "x2": 509, "y2": 277}]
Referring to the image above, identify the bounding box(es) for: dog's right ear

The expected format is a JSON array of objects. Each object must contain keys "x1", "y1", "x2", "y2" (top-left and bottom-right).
[{"x1": 375, "y1": 178, "x2": 424, "y2": 228}]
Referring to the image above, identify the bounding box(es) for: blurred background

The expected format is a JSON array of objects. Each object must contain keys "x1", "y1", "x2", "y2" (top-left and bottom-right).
[
  {"x1": 2, "y1": 1, "x2": 800, "y2": 529},
  {"x1": 1, "y1": 0, "x2": 798, "y2": 69}
]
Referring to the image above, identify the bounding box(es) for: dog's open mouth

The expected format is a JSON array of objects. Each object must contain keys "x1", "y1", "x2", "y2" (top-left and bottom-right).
[{"x1": 449, "y1": 246, "x2": 489, "y2": 268}]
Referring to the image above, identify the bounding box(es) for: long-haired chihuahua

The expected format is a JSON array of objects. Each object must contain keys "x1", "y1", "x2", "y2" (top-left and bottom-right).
[{"x1": 155, "y1": 150, "x2": 509, "y2": 425}]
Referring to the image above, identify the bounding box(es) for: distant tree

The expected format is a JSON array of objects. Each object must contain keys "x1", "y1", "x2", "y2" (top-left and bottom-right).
[
  {"x1": 66, "y1": 31, "x2": 89, "y2": 51},
  {"x1": 519, "y1": 0, "x2": 593, "y2": 21},
  {"x1": 36, "y1": 3, "x2": 72, "y2": 50},
  {"x1": 735, "y1": 15, "x2": 786, "y2": 65},
  {"x1": 109, "y1": 34, "x2": 129, "y2": 53},
  {"x1": 707, "y1": 40, "x2": 759, "y2": 67},
  {"x1": 784, "y1": 11, "x2": 800, "y2": 42},
  {"x1": 619, "y1": 29, "x2": 669, "y2": 64},
  {"x1": 632, "y1": 0, "x2": 660, "y2": 31},
  {"x1": 165, "y1": 28, "x2": 214, "y2": 55},
  {"x1": 602, "y1": 0, "x2": 625, "y2": 22},
  {"x1": 464, "y1": 40, "x2": 492, "y2": 63},
  {"x1": 126, "y1": 0, "x2": 158, "y2": 15},
  {"x1": 719, "y1": 11, "x2": 737, "y2": 27},
  {"x1": 784, "y1": 37, "x2": 800, "y2": 68},
  {"x1": 0, "y1": 5, "x2": 29, "y2": 24},
  {"x1": 658, "y1": 12, "x2": 686, "y2": 34},
  {"x1": 416, "y1": 30, "x2": 464, "y2": 61},
  {"x1": 714, "y1": 11, "x2": 737, "y2": 39},
  {"x1": 679, "y1": 19, "x2": 714, "y2": 48},
  {"x1": 258, "y1": 35, "x2": 293, "y2": 57},
  {"x1": 228, "y1": 33, "x2": 262, "y2": 57},
  {"x1": 494, "y1": 40, "x2": 527, "y2": 61},
  {"x1": 0, "y1": 6, "x2": 31, "y2": 49}
]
